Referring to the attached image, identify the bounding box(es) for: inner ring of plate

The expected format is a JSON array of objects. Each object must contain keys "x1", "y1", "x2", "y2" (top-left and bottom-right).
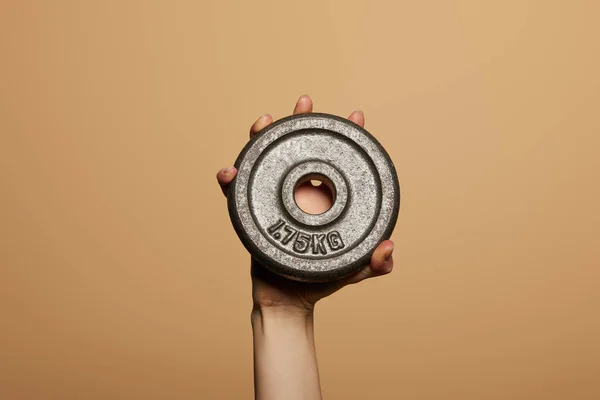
[{"x1": 281, "y1": 160, "x2": 348, "y2": 227}]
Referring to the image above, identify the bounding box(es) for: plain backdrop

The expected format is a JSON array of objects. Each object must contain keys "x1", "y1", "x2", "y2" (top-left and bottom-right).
[{"x1": 1, "y1": 1, "x2": 599, "y2": 399}]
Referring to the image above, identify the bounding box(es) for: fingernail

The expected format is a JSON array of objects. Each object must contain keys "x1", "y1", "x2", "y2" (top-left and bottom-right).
[
  {"x1": 385, "y1": 247, "x2": 394, "y2": 261},
  {"x1": 223, "y1": 167, "x2": 234, "y2": 174}
]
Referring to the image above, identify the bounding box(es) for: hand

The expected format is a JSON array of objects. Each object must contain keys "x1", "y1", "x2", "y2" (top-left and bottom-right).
[{"x1": 217, "y1": 95, "x2": 395, "y2": 317}]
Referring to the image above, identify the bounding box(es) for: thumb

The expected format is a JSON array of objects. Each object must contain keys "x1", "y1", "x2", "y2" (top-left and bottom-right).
[{"x1": 339, "y1": 240, "x2": 394, "y2": 287}]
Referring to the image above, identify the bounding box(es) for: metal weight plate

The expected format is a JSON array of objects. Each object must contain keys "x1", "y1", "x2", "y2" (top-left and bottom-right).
[{"x1": 228, "y1": 113, "x2": 400, "y2": 282}]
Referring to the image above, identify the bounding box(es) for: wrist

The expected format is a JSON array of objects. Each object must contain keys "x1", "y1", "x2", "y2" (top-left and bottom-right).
[
  {"x1": 251, "y1": 305, "x2": 315, "y2": 344},
  {"x1": 251, "y1": 304, "x2": 314, "y2": 323}
]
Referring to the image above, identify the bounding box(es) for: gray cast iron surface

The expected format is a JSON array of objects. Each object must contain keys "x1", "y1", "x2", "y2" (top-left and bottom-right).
[{"x1": 228, "y1": 113, "x2": 400, "y2": 282}]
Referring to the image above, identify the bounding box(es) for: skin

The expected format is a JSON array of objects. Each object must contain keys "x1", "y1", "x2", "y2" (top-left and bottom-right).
[{"x1": 216, "y1": 95, "x2": 395, "y2": 400}]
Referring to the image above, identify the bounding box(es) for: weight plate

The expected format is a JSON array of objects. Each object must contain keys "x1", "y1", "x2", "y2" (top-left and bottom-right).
[{"x1": 228, "y1": 113, "x2": 400, "y2": 282}]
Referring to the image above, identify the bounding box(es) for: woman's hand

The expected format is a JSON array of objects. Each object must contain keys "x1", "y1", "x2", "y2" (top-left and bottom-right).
[{"x1": 216, "y1": 95, "x2": 395, "y2": 317}]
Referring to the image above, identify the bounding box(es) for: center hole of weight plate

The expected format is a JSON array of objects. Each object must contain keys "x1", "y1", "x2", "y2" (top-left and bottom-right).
[{"x1": 294, "y1": 173, "x2": 336, "y2": 215}]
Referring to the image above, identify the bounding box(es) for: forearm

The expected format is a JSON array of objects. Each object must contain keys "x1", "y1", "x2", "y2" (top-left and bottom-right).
[{"x1": 251, "y1": 306, "x2": 322, "y2": 400}]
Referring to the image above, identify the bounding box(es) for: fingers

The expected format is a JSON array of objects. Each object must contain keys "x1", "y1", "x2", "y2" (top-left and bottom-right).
[
  {"x1": 369, "y1": 240, "x2": 394, "y2": 275},
  {"x1": 293, "y1": 95, "x2": 313, "y2": 114},
  {"x1": 341, "y1": 240, "x2": 394, "y2": 286},
  {"x1": 216, "y1": 167, "x2": 237, "y2": 197},
  {"x1": 348, "y1": 110, "x2": 365, "y2": 127},
  {"x1": 250, "y1": 114, "x2": 273, "y2": 138}
]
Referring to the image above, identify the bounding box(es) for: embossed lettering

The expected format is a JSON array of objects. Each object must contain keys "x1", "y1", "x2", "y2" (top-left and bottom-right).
[
  {"x1": 281, "y1": 226, "x2": 297, "y2": 245},
  {"x1": 268, "y1": 219, "x2": 345, "y2": 254},
  {"x1": 293, "y1": 233, "x2": 311, "y2": 253},
  {"x1": 311, "y1": 234, "x2": 327, "y2": 255},
  {"x1": 267, "y1": 219, "x2": 285, "y2": 240},
  {"x1": 327, "y1": 231, "x2": 345, "y2": 250}
]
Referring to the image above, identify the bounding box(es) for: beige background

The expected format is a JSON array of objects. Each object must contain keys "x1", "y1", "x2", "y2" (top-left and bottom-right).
[{"x1": 1, "y1": 1, "x2": 599, "y2": 399}]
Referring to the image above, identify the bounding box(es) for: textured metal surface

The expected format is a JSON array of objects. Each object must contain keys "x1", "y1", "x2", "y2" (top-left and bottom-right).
[{"x1": 228, "y1": 113, "x2": 400, "y2": 282}]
